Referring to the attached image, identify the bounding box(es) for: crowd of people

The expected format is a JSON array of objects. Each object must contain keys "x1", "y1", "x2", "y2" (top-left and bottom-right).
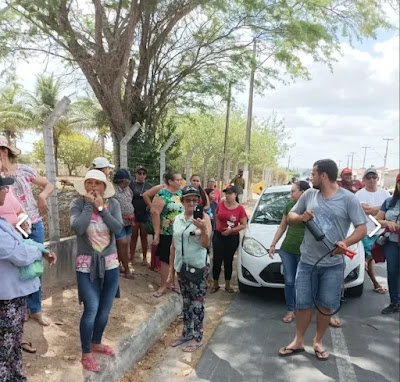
[{"x1": 1, "y1": 133, "x2": 399, "y2": 378}]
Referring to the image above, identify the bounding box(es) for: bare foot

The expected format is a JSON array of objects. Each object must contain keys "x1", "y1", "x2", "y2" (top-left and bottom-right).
[
  {"x1": 329, "y1": 317, "x2": 342, "y2": 328},
  {"x1": 30, "y1": 312, "x2": 50, "y2": 326}
]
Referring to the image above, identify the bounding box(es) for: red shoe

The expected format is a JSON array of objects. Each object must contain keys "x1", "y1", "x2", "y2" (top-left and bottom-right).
[
  {"x1": 81, "y1": 356, "x2": 100, "y2": 372},
  {"x1": 92, "y1": 344, "x2": 115, "y2": 357}
]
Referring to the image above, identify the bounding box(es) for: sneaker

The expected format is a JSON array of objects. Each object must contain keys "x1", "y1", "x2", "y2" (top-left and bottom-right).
[{"x1": 381, "y1": 303, "x2": 400, "y2": 314}]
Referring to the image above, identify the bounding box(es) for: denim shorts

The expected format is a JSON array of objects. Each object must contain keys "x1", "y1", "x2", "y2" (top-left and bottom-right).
[
  {"x1": 295, "y1": 261, "x2": 344, "y2": 310},
  {"x1": 115, "y1": 225, "x2": 133, "y2": 240}
]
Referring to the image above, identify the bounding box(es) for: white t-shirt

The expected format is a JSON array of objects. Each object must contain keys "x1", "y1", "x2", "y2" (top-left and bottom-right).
[{"x1": 355, "y1": 188, "x2": 390, "y2": 234}]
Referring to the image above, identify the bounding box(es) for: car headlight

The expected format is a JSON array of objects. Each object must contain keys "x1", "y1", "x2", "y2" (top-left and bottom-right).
[{"x1": 242, "y1": 237, "x2": 268, "y2": 257}]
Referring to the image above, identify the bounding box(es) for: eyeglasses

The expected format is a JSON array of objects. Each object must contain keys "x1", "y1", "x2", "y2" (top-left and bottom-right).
[
  {"x1": 365, "y1": 175, "x2": 378, "y2": 180},
  {"x1": 0, "y1": 186, "x2": 9, "y2": 192},
  {"x1": 184, "y1": 198, "x2": 199, "y2": 203}
]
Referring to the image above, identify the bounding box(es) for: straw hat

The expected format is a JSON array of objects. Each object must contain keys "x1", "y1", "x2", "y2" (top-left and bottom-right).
[
  {"x1": 74, "y1": 170, "x2": 115, "y2": 198},
  {"x1": 0, "y1": 136, "x2": 21, "y2": 156}
]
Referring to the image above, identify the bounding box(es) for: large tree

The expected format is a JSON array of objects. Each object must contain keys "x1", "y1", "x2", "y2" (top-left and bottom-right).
[{"x1": 0, "y1": 1, "x2": 392, "y2": 163}]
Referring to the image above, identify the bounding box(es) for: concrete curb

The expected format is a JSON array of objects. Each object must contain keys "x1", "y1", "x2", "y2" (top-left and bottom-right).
[{"x1": 85, "y1": 293, "x2": 182, "y2": 382}]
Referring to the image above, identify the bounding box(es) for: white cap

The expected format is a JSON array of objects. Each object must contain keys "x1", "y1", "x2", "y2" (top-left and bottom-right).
[{"x1": 92, "y1": 157, "x2": 115, "y2": 169}]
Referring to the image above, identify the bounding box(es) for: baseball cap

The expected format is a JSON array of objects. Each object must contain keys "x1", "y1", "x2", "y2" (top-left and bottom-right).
[
  {"x1": 113, "y1": 168, "x2": 132, "y2": 181},
  {"x1": 363, "y1": 167, "x2": 378, "y2": 178},
  {"x1": 0, "y1": 175, "x2": 14, "y2": 187},
  {"x1": 341, "y1": 168, "x2": 352, "y2": 175},
  {"x1": 135, "y1": 165, "x2": 147, "y2": 173},
  {"x1": 223, "y1": 185, "x2": 238, "y2": 194},
  {"x1": 92, "y1": 157, "x2": 115, "y2": 169},
  {"x1": 238, "y1": 169, "x2": 243, "y2": 174},
  {"x1": 181, "y1": 185, "x2": 201, "y2": 199}
]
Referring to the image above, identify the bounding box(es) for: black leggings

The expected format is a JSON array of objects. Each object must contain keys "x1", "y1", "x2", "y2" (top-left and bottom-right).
[{"x1": 212, "y1": 231, "x2": 240, "y2": 281}]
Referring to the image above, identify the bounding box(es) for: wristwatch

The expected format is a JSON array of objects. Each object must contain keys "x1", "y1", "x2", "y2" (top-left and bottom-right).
[{"x1": 97, "y1": 206, "x2": 104, "y2": 212}]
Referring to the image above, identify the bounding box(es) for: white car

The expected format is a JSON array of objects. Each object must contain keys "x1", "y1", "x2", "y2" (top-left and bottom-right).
[{"x1": 238, "y1": 185, "x2": 365, "y2": 297}]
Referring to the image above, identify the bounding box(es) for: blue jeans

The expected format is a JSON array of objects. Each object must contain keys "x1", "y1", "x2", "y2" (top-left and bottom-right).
[
  {"x1": 279, "y1": 250, "x2": 300, "y2": 312},
  {"x1": 27, "y1": 221, "x2": 44, "y2": 314},
  {"x1": 77, "y1": 268, "x2": 119, "y2": 353},
  {"x1": 384, "y1": 241, "x2": 400, "y2": 304}
]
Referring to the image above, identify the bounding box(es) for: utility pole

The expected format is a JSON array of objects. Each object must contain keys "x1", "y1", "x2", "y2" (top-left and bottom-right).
[
  {"x1": 361, "y1": 146, "x2": 370, "y2": 169},
  {"x1": 337, "y1": 160, "x2": 342, "y2": 169},
  {"x1": 287, "y1": 155, "x2": 291, "y2": 170},
  {"x1": 350, "y1": 152, "x2": 356, "y2": 169},
  {"x1": 346, "y1": 154, "x2": 351, "y2": 168},
  {"x1": 222, "y1": 81, "x2": 232, "y2": 185},
  {"x1": 243, "y1": 39, "x2": 257, "y2": 203},
  {"x1": 382, "y1": 138, "x2": 394, "y2": 187}
]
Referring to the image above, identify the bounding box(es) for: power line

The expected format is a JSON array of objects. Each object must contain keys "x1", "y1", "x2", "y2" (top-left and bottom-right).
[{"x1": 361, "y1": 146, "x2": 370, "y2": 168}]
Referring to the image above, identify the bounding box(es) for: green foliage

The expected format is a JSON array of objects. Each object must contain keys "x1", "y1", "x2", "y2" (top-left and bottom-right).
[{"x1": 33, "y1": 133, "x2": 102, "y2": 175}]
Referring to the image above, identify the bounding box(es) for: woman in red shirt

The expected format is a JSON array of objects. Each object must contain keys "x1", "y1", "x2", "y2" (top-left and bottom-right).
[{"x1": 211, "y1": 186, "x2": 247, "y2": 293}]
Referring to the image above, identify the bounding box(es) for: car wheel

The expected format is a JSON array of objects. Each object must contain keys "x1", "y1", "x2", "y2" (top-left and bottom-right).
[
  {"x1": 345, "y1": 282, "x2": 364, "y2": 297},
  {"x1": 238, "y1": 279, "x2": 256, "y2": 294}
]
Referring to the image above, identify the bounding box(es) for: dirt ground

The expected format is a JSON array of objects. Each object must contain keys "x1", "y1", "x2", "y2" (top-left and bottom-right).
[{"x1": 23, "y1": 251, "x2": 166, "y2": 382}]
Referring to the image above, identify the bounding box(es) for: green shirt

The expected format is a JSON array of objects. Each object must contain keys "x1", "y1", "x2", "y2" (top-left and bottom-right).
[
  {"x1": 280, "y1": 200, "x2": 305, "y2": 255},
  {"x1": 173, "y1": 213, "x2": 207, "y2": 272},
  {"x1": 156, "y1": 188, "x2": 183, "y2": 235}
]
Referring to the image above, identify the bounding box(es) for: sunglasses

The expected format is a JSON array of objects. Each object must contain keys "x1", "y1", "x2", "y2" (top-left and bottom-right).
[{"x1": 365, "y1": 175, "x2": 378, "y2": 180}]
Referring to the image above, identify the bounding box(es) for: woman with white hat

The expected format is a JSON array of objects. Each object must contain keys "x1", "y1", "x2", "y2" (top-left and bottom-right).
[{"x1": 70, "y1": 169, "x2": 123, "y2": 372}]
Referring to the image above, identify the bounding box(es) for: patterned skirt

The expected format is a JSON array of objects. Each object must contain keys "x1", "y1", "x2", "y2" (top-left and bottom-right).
[{"x1": 0, "y1": 297, "x2": 27, "y2": 382}]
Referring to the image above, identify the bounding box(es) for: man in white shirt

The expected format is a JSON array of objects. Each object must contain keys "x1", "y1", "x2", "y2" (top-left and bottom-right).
[{"x1": 356, "y1": 168, "x2": 390, "y2": 293}]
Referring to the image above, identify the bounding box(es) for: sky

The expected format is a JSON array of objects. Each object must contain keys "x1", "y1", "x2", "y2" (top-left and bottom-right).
[
  {"x1": 10, "y1": 7, "x2": 400, "y2": 173},
  {"x1": 235, "y1": 31, "x2": 399, "y2": 171}
]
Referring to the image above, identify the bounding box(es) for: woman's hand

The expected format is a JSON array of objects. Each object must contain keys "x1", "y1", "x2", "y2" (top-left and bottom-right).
[
  {"x1": 153, "y1": 233, "x2": 160, "y2": 246},
  {"x1": 387, "y1": 221, "x2": 399, "y2": 232},
  {"x1": 269, "y1": 245, "x2": 276, "y2": 259},
  {"x1": 94, "y1": 193, "x2": 104, "y2": 211},
  {"x1": 193, "y1": 218, "x2": 207, "y2": 232},
  {"x1": 84, "y1": 191, "x2": 95, "y2": 203},
  {"x1": 221, "y1": 228, "x2": 230, "y2": 236},
  {"x1": 43, "y1": 251, "x2": 57, "y2": 266},
  {"x1": 37, "y1": 194, "x2": 49, "y2": 215}
]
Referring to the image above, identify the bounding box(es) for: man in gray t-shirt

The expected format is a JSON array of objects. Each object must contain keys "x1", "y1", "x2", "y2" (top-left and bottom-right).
[
  {"x1": 292, "y1": 187, "x2": 368, "y2": 267},
  {"x1": 279, "y1": 159, "x2": 367, "y2": 361}
]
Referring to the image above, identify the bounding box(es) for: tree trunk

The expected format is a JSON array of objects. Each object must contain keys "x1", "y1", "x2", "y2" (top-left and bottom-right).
[{"x1": 202, "y1": 155, "x2": 210, "y2": 188}]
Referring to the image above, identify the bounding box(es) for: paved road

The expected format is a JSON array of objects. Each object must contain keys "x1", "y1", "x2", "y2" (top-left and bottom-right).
[{"x1": 188, "y1": 264, "x2": 399, "y2": 382}]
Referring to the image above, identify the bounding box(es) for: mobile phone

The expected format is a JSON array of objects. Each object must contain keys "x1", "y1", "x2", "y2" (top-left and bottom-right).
[{"x1": 193, "y1": 205, "x2": 204, "y2": 220}]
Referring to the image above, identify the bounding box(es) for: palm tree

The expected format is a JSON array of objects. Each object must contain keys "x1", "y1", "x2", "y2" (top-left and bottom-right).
[
  {"x1": 72, "y1": 98, "x2": 111, "y2": 156},
  {"x1": 0, "y1": 81, "x2": 32, "y2": 143},
  {"x1": 29, "y1": 74, "x2": 82, "y2": 175}
]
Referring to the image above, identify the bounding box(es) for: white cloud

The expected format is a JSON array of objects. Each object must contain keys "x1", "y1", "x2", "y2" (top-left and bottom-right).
[{"x1": 237, "y1": 35, "x2": 400, "y2": 171}]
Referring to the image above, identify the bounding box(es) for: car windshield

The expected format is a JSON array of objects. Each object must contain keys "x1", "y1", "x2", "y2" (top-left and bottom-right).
[{"x1": 251, "y1": 191, "x2": 291, "y2": 224}]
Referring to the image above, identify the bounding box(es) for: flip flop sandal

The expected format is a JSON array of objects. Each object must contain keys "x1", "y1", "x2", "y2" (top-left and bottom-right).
[
  {"x1": 314, "y1": 349, "x2": 329, "y2": 361},
  {"x1": 183, "y1": 342, "x2": 203, "y2": 352},
  {"x1": 153, "y1": 291, "x2": 166, "y2": 298},
  {"x1": 225, "y1": 287, "x2": 235, "y2": 293},
  {"x1": 210, "y1": 286, "x2": 220, "y2": 294},
  {"x1": 373, "y1": 287, "x2": 387, "y2": 294},
  {"x1": 21, "y1": 341, "x2": 37, "y2": 354},
  {"x1": 282, "y1": 314, "x2": 295, "y2": 323},
  {"x1": 31, "y1": 314, "x2": 51, "y2": 326},
  {"x1": 81, "y1": 356, "x2": 100, "y2": 372},
  {"x1": 171, "y1": 337, "x2": 193, "y2": 347},
  {"x1": 124, "y1": 272, "x2": 135, "y2": 279},
  {"x1": 92, "y1": 344, "x2": 115, "y2": 357},
  {"x1": 278, "y1": 347, "x2": 305, "y2": 357},
  {"x1": 329, "y1": 319, "x2": 342, "y2": 328}
]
